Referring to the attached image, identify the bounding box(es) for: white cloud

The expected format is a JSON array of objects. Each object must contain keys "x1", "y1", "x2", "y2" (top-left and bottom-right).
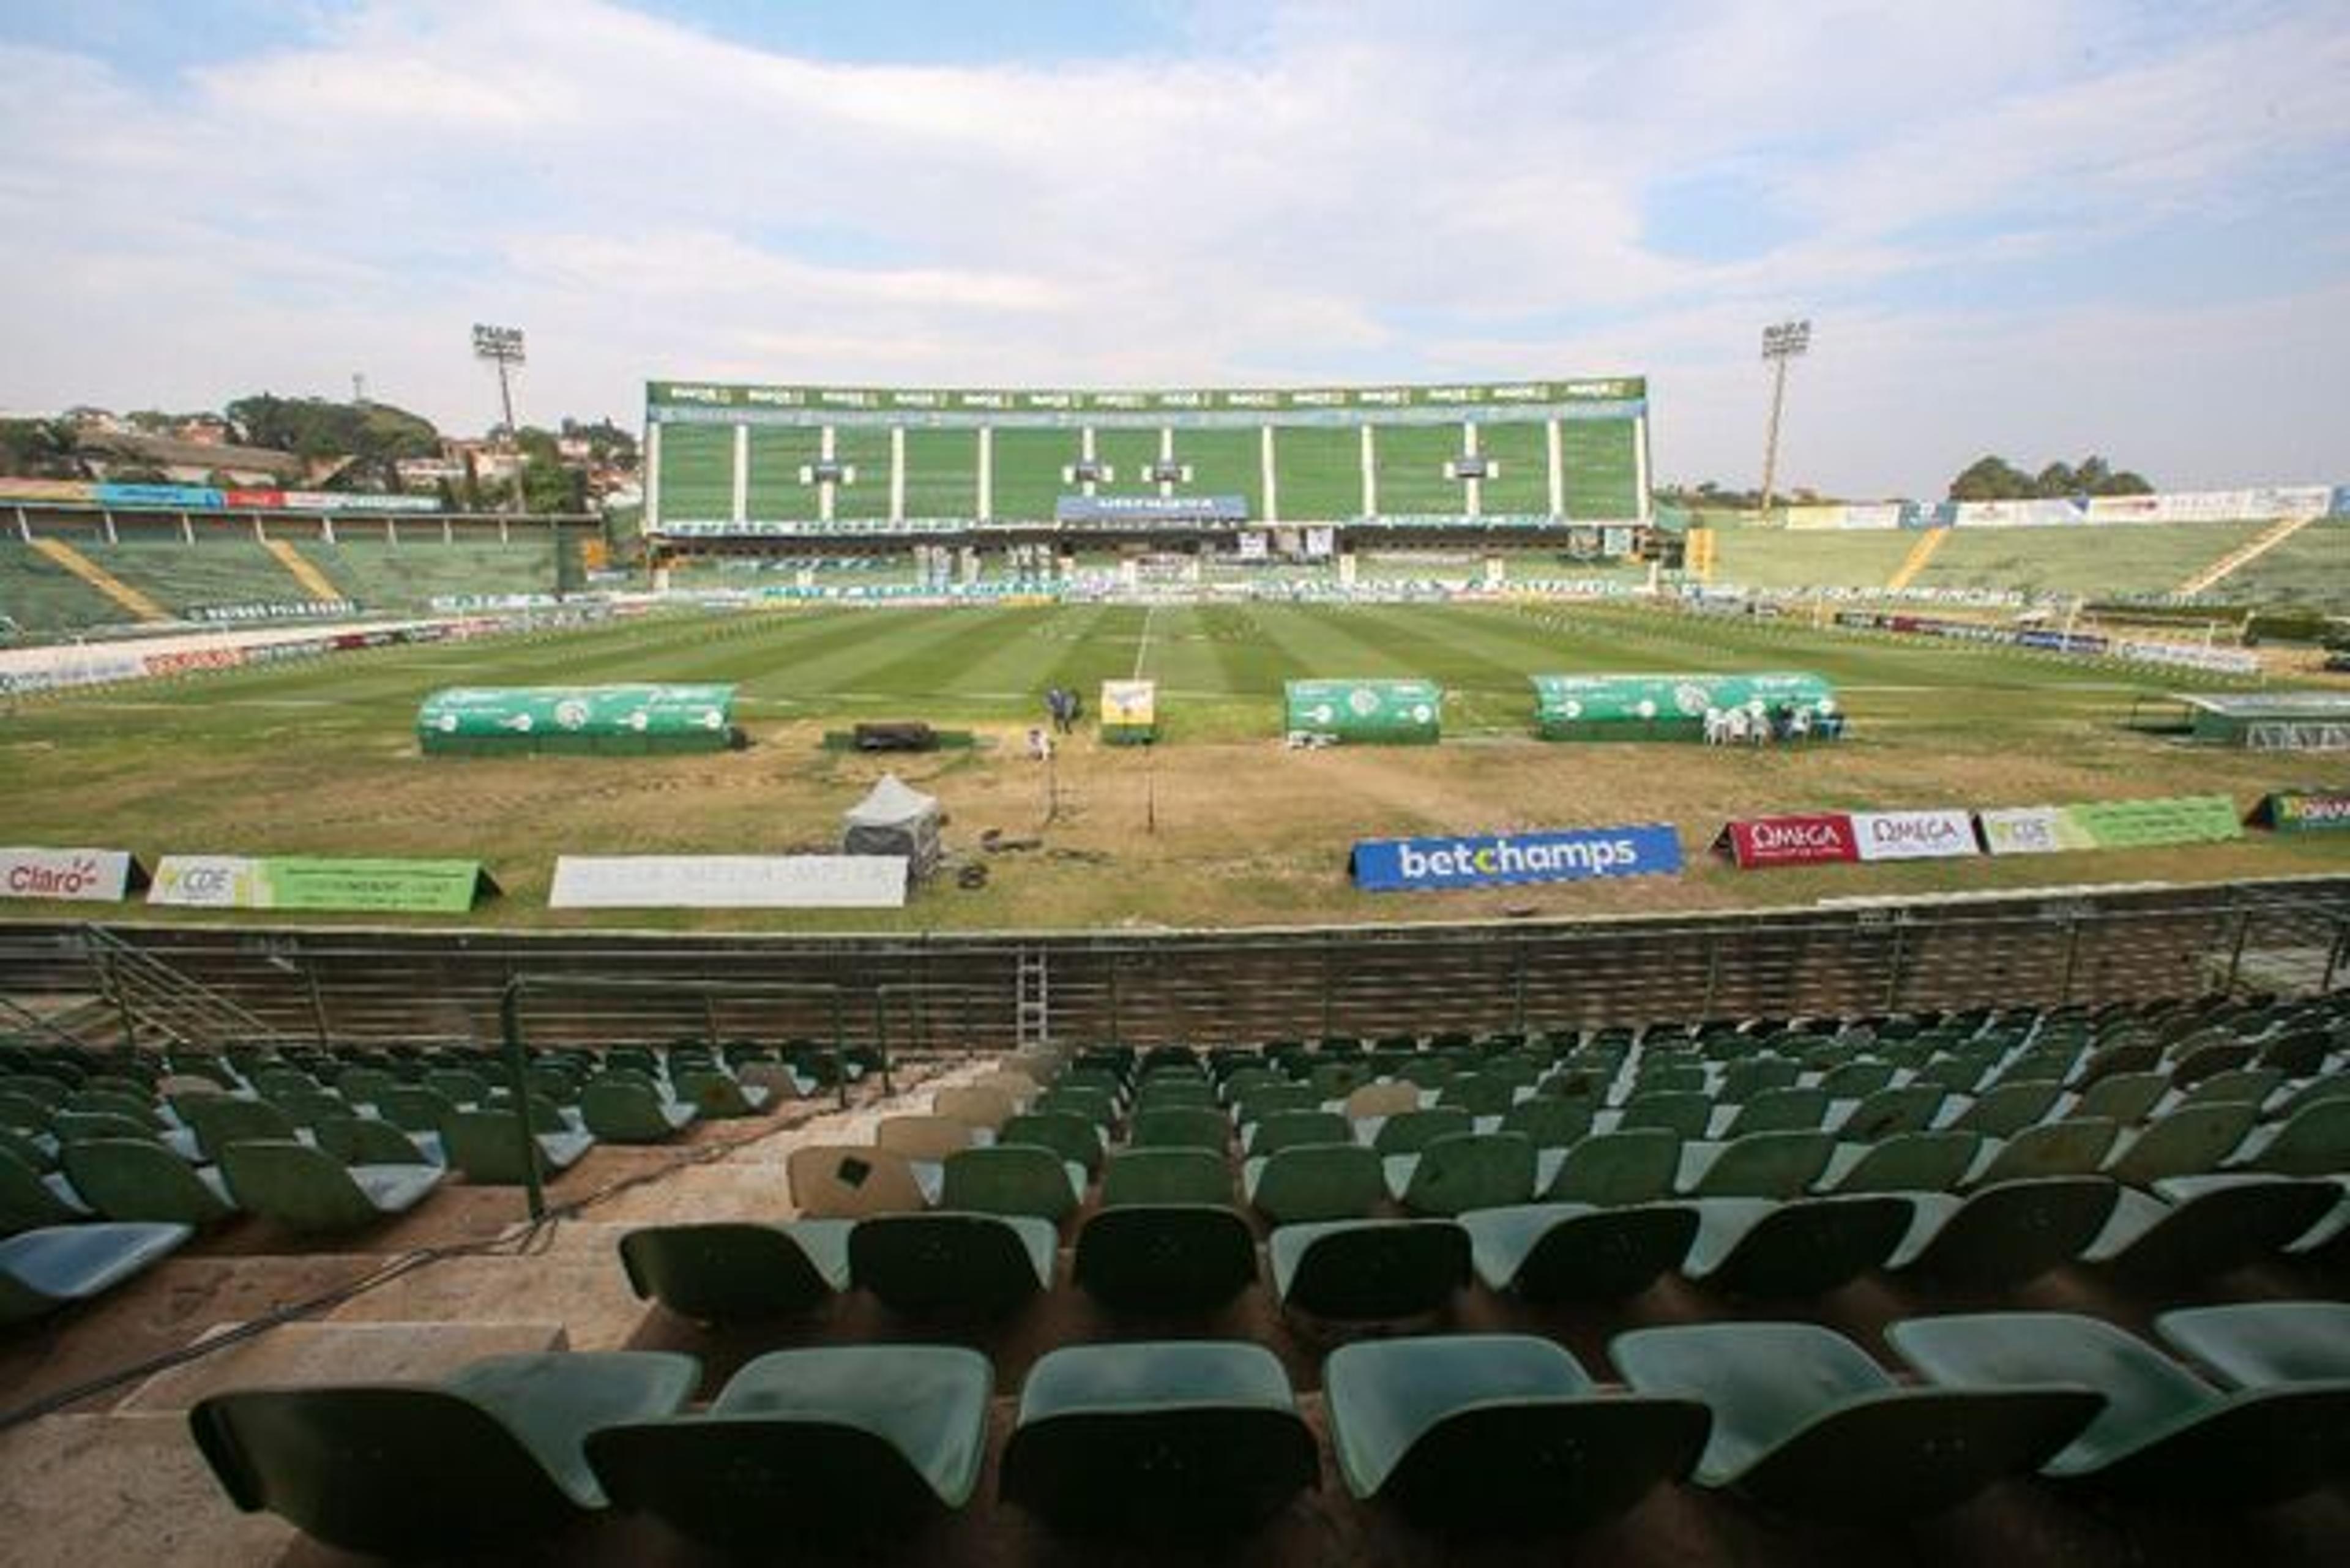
[{"x1": 0, "y1": 0, "x2": 2340, "y2": 494}]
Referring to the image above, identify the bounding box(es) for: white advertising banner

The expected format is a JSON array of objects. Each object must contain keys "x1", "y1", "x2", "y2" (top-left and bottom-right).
[
  {"x1": 1977, "y1": 808, "x2": 2067, "y2": 856},
  {"x1": 149, "y1": 855, "x2": 264, "y2": 907},
  {"x1": 549, "y1": 855, "x2": 909, "y2": 909},
  {"x1": 1849, "y1": 808, "x2": 1979, "y2": 862},
  {"x1": 0, "y1": 848, "x2": 141, "y2": 902}
]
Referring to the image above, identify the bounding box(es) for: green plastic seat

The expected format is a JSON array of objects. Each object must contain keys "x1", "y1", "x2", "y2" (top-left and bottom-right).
[
  {"x1": 1720, "y1": 1087, "x2": 1829, "y2": 1138},
  {"x1": 2101, "y1": 1102, "x2": 2258, "y2": 1185},
  {"x1": 1325, "y1": 1333, "x2": 1708, "y2": 1533},
  {"x1": 1463, "y1": 1201, "x2": 1698, "y2": 1302},
  {"x1": 49, "y1": 1109, "x2": 163, "y2": 1146},
  {"x1": 1886, "y1": 1177, "x2": 2120, "y2": 1286},
  {"x1": 1128, "y1": 1105, "x2": 1229, "y2": 1153},
  {"x1": 2177, "y1": 1066, "x2": 2283, "y2": 1111},
  {"x1": 312, "y1": 1114, "x2": 440, "y2": 1168},
  {"x1": 849, "y1": 1211, "x2": 1058, "y2": 1314},
  {"x1": 1, "y1": 1146, "x2": 91, "y2": 1233},
  {"x1": 1073, "y1": 1204, "x2": 1260, "y2": 1311},
  {"x1": 1947, "y1": 1079, "x2": 2064, "y2": 1138},
  {"x1": 373, "y1": 1084, "x2": 461, "y2": 1136},
  {"x1": 1229, "y1": 1084, "x2": 1320, "y2": 1129},
  {"x1": 2156, "y1": 1302, "x2": 2350, "y2": 1387},
  {"x1": 442, "y1": 1109, "x2": 592, "y2": 1185},
  {"x1": 1816, "y1": 1130, "x2": 1982, "y2": 1194},
  {"x1": 217, "y1": 1140, "x2": 444, "y2": 1233},
  {"x1": 60, "y1": 1138, "x2": 236, "y2": 1226},
  {"x1": 939, "y1": 1145, "x2": 1084, "y2": 1222},
  {"x1": 1496, "y1": 1096, "x2": 1593, "y2": 1150},
  {"x1": 2226, "y1": 1098, "x2": 2350, "y2": 1175},
  {"x1": 1101, "y1": 1147, "x2": 1231, "y2": 1207},
  {"x1": 1436, "y1": 1074, "x2": 1518, "y2": 1118},
  {"x1": 1889, "y1": 1311, "x2": 2350, "y2": 1504},
  {"x1": 1542, "y1": 1128, "x2": 1680, "y2": 1206},
  {"x1": 1245, "y1": 1108, "x2": 1351, "y2": 1157},
  {"x1": 171, "y1": 1095, "x2": 302, "y2": 1161},
  {"x1": 617, "y1": 1220, "x2": 849, "y2": 1323},
  {"x1": 1618, "y1": 1091, "x2": 1710, "y2": 1141},
  {"x1": 1613, "y1": 1321, "x2": 2100, "y2": 1518},
  {"x1": 999, "y1": 1111, "x2": 1105, "y2": 1173},
  {"x1": 0, "y1": 1091, "x2": 52, "y2": 1135},
  {"x1": 1383, "y1": 1130, "x2": 1537, "y2": 1215},
  {"x1": 579, "y1": 1080, "x2": 698, "y2": 1144},
  {"x1": 0, "y1": 1220, "x2": 191, "y2": 1324},
  {"x1": 585, "y1": 1346, "x2": 991, "y2": 1553},
  {"x1": 1676, "y1": 1132, "x2": 1834, "y2": 1199},
  {"x1": 423, "y1": 1067, "x2": 493, "y2": 1105},
  {"x1": 1966, "y1": 1117, "x2": 2121, "y2": 1187},
  {"x1": 1832, "y1": 1085, "x2": 1948, "y2": 1143},
  {"x1": 0, "y1": 1126, "x2": 53, "y2": 1176},
  {"x1": 2080, "y1": 1173, "x2": 2340, "y2": 1283},
  {"x1": 999, "y1": 1341, "x2": 1318, "y2": 1534},
  {"x1": 1035, "y1": 1086, "x2": 1118, "y2": 1130},
  {"x1": 191, "y1": 1350, "x2": 700, "y2": 1557},
  {"x1": 1718, "y1": 1058, "x2": 1803, "y2": 1102},
  {"x1": 1368, "y1": 1107, "x2": 1472, "y2": 1157},
  {"x1": 668, "y1": 1067, "x2": 771, "y2": 1119},
  {"x1": 1244, "y1": 1143, "x2": 1385, "y2": 1224},
  {"x1": 1269, "y1": 1218, "x2": 1471, "y2": 1318},
  {"x1": 1682, "y1": 1195, "x2": 1912, "y2": 1296},
  {"x1": 64, "y1": 1087, "x2": 163, "y2": 1128}
]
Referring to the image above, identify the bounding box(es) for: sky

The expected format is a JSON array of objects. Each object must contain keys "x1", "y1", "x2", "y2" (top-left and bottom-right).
[{"x1": 0, "y1": 0, "x2": 2342, "y2": 496}]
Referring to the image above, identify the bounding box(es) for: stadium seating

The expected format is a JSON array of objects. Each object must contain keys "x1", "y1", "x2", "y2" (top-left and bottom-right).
[
  {"x1": 617, "y1": 1220, "x2": 851, "y2": 1323},
  {"x1": 0, "y1": 1220, "x2": 190, "y2": 1324}
]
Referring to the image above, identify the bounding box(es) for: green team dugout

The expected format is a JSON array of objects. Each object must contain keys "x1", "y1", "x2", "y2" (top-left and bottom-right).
[
  {"x1": 1531, "y1": 672, "x2": 1838, "y2": 741},
  {"x1": 1283, "y1": 679, "x2": 1441, "y2": 744},
  {"x1": 417, "y1": 684, "x2": 740, "y2": 756}
]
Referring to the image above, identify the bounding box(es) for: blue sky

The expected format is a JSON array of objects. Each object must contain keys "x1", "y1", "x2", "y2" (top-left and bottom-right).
[{"x1": 0, "y1": 0, "x2": 2342, "y2": 495}]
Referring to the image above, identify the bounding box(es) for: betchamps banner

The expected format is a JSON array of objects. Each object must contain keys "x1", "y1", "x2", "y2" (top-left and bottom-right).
[{"x1": 1351, "y1": 824, "x2": 1682, "y2": 892}]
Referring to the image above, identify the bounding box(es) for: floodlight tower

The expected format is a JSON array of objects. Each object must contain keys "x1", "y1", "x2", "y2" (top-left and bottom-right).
[
  {"x1": 1758, "y1": 318, "x2": 1810, "y2": 517},
  {"x1": 471, "y1": 324, "x2": 528, "y2": 510}
]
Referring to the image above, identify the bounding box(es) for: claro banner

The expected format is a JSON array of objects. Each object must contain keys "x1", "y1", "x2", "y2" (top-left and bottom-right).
[
  {"x1": 1350, "y1": 824, "x2": 1683, "y2": 892},
  {"x1": 0, "y1": 847, "x2": 145, "y2": 902},
  {"x1": 1713, "y1": 814, "x2": 1860, "y2": 869}
]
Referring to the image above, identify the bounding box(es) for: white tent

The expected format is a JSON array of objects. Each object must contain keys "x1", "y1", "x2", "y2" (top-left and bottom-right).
[{"x1": 841, "y1": 772, "x2": 942, "y2": 878}]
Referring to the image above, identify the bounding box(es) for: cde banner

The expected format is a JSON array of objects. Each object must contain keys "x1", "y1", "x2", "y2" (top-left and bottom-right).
[{"x1": 1351, "y1": 823, "x2": 1682, "y2": 892}]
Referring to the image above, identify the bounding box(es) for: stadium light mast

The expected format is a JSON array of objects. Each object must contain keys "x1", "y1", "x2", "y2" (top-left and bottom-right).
[
  {"x1": 1758, "y1": 318, "x2": 1810, "y2": 518},
  {"x1": 471, "y1": 324, "x2": 528, "y2": 512}
]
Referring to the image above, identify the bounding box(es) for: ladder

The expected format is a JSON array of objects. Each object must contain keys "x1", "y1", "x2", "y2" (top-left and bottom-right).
[{"x1": 1015, "y1": 949, "x2": 1051, "y2": 1047}]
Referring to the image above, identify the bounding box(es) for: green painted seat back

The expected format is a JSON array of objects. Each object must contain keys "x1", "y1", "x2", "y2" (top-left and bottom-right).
[
  {"x1": 50, "y1": 1110, "x2": 158, "y2": 1145},
  {"x1": 1034, "y1": 1086, "x2": 1117, "y2": 1130},
  {"x1": 1270, "y1": 1219, "x2": 1471, "y2": 1319},
  {"x1": 1231, "y1": 1085, "x2": 1321, "y2": 1127},
  {"x1": 0, "y1": 1220, "x2": 190, "y2": 1324},
  {"x1": 1835, "y1": 1085, "x2": 1947, "y2": 1143},
  {"x1": 1133, "y1": 1080, "x2": 1216, "y2": 1113},
  {"x1": 1101, "y1": 1148, "x2": 1231, "y2": 1208},
  {"x1": 1073, "y1": 1204, "x2": 1259, "y2": 1311},
  {"x1": 2166, "y1": 1040, "x2": 2254, "y2": 1089},
  {"x1": 374, "y1": 1085, "x2": 460, "y2": 1135},
  {"x1": 670, "y1": 1068, "x2": 761, "y2": 1118},
  {"x1": 1398, "y1": 1132, "x2": 1537, "y2": 1216},
  {"x1": 999, "y1": 1111, "x2": 1104, "y2": 1173},
  {"x1": 1613, "y1": 1321, "x2": 2098, "y2": 1518},
  {"x1": 848, "y1": 1211, "x2": 1056, "y2": 1315},
  {"x1": 1631, "y1": 1062, "x2": 1704, "y2": 1096},
  {"x1": 2243, "y1": 1098, "x2": 2350, "y2": 1175},
  {"x1": 442, "y1": 1109, "x2": 556, "y2": 1184},
  {"x1": 0, "y1": 1146, "x2": 84, "y2": 1231},
  {"x1": 1546, "y1": 1129, "x2": 1680, "y2": 1206},
  {"x1": 2156, "y1": 1302, "x2": 2350, "y2": 1387},
  {"x1": 618, "y1": 1220, "x2": 849, "y2": 1323},
  {"x1": 940, "y1": 1146, "x2": 1080, "y2": 1222},
  {"x1": 584, "y1": 1346, "x2": 991, "y2": 1555},
  {"x1": 190, "y1": 1351, "x2": 698, "y2": 1558},
  {"x1": 1725, "y1": 1088, "x2": 1828, "y2": 1138},
  {"x1": 1718, "y1": 1058, "x2": 1802, "y2": 1102},
  {"x1": 332, "y1": 1067, "x2": 397, "y2": 1105},
  {"x1": 424, "y1": 1068, "x2": 493, "y2": 1105},
  {"x1": 1950, "y1": 1080, "x2": 2062, "y2": 1138},
  {"x1": 1688, "y1": 1132, "x2": 1834, "y2": 1200},
  {"x1": 1815, "y1": 1061, "x2": 1897, "y2": 1100},
  {"x1": 1826, "y1": 1130, "x2": 1982, "y2": 1194},
  {"x1": 174, "y1": 1096, "x2": 300, "y2": 1159},
  {"x1": 2178, "y1": 1067, "x2": 2281, "y2": 1109},
  {"x1": 1324, "y1": 1332, "x2": 1707, "y2": 1529},
  {"x1": 217, "y1": 1140, "x2": 422, "y2": 1233},
  {"x1": 1309, "y1": 1061, "x2": 1373, "y2": 1100},
  {"x1": 1687, "y1": 1196, "x2": 1911, "y2": 1296},
  {"x1": 2074, "y1": 1072, "x2": 2168, "y2": 1126},
  {"x1": 1620, "y1": 1092, "x2": 1710, "y2": 1141},
  {"x1": 65, "y1": 1088, "x2": 160, "y2": 1127},
  {"x1": 0, "y1": 1091, "x2": 51, "y2": 1133},
  {"x1": 2106, "y1": 1103, "x2": 2258, "y2": 1186},
  {"x1": 1496, "y1": 1096, "x2": 1593, "y2": 1150},
  {"x1": 1370, "y1": 1108, "x2": 1471, "y2": 1157},
  {"x1": 580, "y1": 1079, "x2": 691, "y2": 1143},
  {"x1": 2094, "y1": 1176, "x2": 2337, "y2": 1285},
  {"x1": 1896, "y1": 1177, "x2": 2118, "y2": 1286},
  {"x1": 1128, "y1": 1105, "x2": 1229, "y2": 1153},
  {"x1": 61, "y1": 1138, "x2": 233, "y2": 1226},
  {"x1": 1974, "y1": 1118, "x2": 2120, "y2": 1187},
  {"x1": 0, "y1": 1126, "x2": 51, "y2": 1175},
  {"x1": 1915, "y1": 1055, "x2": 1993, "y2": 1095},
  {"x1": 1000, "y1": 1341, "x2": 1318, "y2": 1533},
  {"x1": 1437, "y1": 1075, "x2": 1517, "y2": 1118},
  {"x1": 314, "y1": 1115, "x2": 435, "y2": 1168},
  {"x1": 1462, "y1": 1201, "x2": 1697, "y2": 1302},
  {"x1": 1250, "y1": 1110, "x2": 1352, "y2": 1157},
  {"x1": 1248, "y1": 1144, "x2": 1384, "y2": 1225}
]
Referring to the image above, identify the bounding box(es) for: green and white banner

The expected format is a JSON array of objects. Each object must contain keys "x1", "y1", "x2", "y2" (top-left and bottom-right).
[
  {"x1": 650, "y1": 376, "x2": 1646, "y2": 417},
  {"x1": 1979, "y1": 795, "x2": 2242, "y2": 855},
  {"x1": 1284, "y1": 679, "x2": 1442, "y2": 744},
  {"x1": 150, "y1": 856, "x2": 500, "y2": 913},
  {"x1": 2253, "y1": 790, "x2": 2350, "y2": 832}
]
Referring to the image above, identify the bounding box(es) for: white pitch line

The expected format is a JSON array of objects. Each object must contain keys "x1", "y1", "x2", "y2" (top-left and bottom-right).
[{"x1": 1132, "y1": 604, "x2": 1157, "y2": 680}]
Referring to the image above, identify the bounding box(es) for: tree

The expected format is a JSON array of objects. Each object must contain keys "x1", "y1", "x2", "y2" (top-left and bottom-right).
[
  {"x1": 0, "y1": 419, "x2": 86, "y2": 479},
  {"x1": 2034, "y1": 461, "x2": 2078, "y2": 498},
  {"x1": 521, "y1": 453, "x2": 584, "y2": 514},
  {"x1": 1949, "y1": 455, "x2": 2035, "y2": 501}
]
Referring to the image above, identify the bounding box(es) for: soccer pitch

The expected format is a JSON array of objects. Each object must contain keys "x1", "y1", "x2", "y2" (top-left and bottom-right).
[{"x1": 6, "y1": 600, "x2": 2344, "y2": 930}]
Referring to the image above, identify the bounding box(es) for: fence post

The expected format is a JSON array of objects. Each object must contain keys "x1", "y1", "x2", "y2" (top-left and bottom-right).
[
  {"x1": 2059, "y1": 916, "x2": 2082, "y2": 1006},
  {"x1": 1883, "y1": 919, "x2": 1908, "y2": 1013},
  {"x1": 2222, "y1": 908, "x2": 2252, "y2": 995}
]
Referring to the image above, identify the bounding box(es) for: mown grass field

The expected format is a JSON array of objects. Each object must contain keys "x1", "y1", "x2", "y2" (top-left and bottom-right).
[{"x1": 6, "y1": 600, "x2": 2349, "y2": 931}]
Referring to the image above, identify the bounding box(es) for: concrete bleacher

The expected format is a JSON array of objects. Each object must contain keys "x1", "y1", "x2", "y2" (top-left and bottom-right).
[
  {"x1": 0, "y1": 542, "x2": 122, "y2": 635},
  {"x1": 288, "y1": 539, "x2": 563, "y2": 611},
  {"x1": 72, "y1": 541, "x2": 327, "y2": 617}
]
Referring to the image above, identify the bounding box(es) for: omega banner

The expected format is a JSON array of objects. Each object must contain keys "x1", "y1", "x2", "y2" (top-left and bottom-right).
[
  {"x1": 1716, "y1": 810, "x2": 1978, "y2": 868},
  {"x1": 1351, "y1": 824, "x2": 1683, "y2": 892},
  {"x1": 0, "y1": 848, "x2": 146, "y2": 903}
]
